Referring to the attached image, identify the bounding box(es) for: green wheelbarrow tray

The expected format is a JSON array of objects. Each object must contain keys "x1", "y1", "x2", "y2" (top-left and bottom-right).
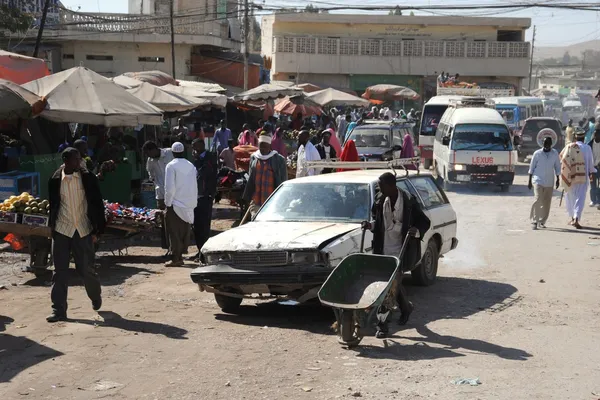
[{"x1": 318, "y1": 253, "x2": 400, "y2": 310}]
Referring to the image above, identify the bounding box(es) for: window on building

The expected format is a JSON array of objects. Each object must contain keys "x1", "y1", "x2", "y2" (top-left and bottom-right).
[
  {"x1": 86, "y1": 55, "x2": 113, "y2": 61},
  {"x1": 403, "y1": 40, "x2": 423, "y2": 57},
  {"x1": 497, "y1": 30, "x2": 522, "y2": 42},
  {"x1": 467, "y1": 41, "x2": 486, "y2": 58},
  {"x1": 138, "y1": 57, "x2": 165, "y2": 62},
  {"x1": 508, "y1": 42, "x2": 529, "y2": 58},
  {"x1": 382, "y1": 40, "x2": 402, "y2": 56},
  {"x1": 340, "y1": 39, "x2": 359, "y2": 55},
  {"x1": 62, "y1": 54, "x2": 74, "y2": 60},
  {"x1": 361, "y1": 39, "x2": 380, "y2": 56},
  {"x1": 296, "y1": 37, "x2": 316, "y2": 54},
  {"x1": 424, "y1": 41, "x2": 443, "y2": 57},
  {"x1": 318, "y1": 37, "x2": 338, "y2": 55},
  {"x1": 488, "y1": 42, "x2": 507, "y2": 58},
  {"x1": 277, "y1": 37, "x2": 294, "y2": 53},
  {"x1": 445, "y1": 41, "x2": 465, "y2": 58}
]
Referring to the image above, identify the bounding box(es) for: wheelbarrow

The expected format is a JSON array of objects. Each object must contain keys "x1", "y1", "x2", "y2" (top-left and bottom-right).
[{"x1": 318, "y1": 229, "x2": 411, "y2": 347}]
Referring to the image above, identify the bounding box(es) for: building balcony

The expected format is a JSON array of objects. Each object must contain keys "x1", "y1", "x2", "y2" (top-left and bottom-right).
[{"x1": 271, "y1": 37, "x2": 531, "y2": 78}]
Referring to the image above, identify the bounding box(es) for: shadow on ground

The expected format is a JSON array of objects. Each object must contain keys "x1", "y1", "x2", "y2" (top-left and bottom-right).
[
  {"x1": 23, "y1": 263, "x2": 158, "y2": 287},
  {"x1": 71, "y1": 311, "x2": 188, "y2": 339},
  {"x1": 0, "y1": 315, "x2": 64, "y2": 383},
  {"x1": 214, "y1": 276, "x2": 528, "y2": 362}
]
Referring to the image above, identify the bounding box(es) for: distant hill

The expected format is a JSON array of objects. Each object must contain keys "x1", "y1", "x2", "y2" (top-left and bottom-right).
[{"x1": 534, "y1": 40, "x2": 600, "y2": 60}]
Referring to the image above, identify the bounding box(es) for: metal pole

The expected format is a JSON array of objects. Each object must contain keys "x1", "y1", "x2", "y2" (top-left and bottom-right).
[
  {"x1": 527, "y1": 25, "x2": 536, "y2": 93},
  {"x1": 243, "y1": 0, "x2": 249, "y2": 90},
  {"x1": 170, "y1": 0, "x2": 176, "y2": 79},
  {"x1": 33, "y1": 0, "x2": 52, "y2": 58}
]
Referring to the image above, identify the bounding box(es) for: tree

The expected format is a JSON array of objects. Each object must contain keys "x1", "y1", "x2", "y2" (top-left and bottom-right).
[
  {"x1": 0, "y1": 3, "x2": 34, "y2": 39},
  {"x1": 562, "y1": 51, "x2": 571, "y2": 65},
  {"x1": 388, "y1": 6, "x2": 402, "y2": 16},
  {"x1": 252, "y1": 17, "x2": 261, "y2": 52},
  {"x1": 305, "y1": 4, "x2": 319, "y2": 13}
]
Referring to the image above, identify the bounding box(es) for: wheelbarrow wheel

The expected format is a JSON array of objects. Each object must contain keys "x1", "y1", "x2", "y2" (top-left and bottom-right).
[{"x1": 339, "y1": 310, "x2": 362, "y2": 348}]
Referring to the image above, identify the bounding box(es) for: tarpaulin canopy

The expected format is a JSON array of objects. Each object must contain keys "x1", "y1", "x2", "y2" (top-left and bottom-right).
[
  {"x1": 111, "y1": 75, "x2": 145, "y2": 89},
  {"x1": 23, "y1": 67, "x2": 163, "y2": 126},
  {"x1": 123, "y1": 70, "x2": 177, "y2": 86},
  {"x1": 0, "y1": 50, "x2": 50, "y2": 84},
  {"x1": 307, "y1": 88, "x2": 370, "y2": 107},
  {"x1": 177, "y1": 79, "x2": 226, "y2": 93},
  {"x1": 0, "y1": 78, "x2": 46, "y2": 120},
  {"x1": 127, "y1": 82, "x2": 203, "y2": 113},
  {"x1": 297, "y1": 83, "x2": 322, "y2": 93},
  {"x1": 274, "y1": 95, "x2": 322, "y2": 116},
  {"x1": 233, "y1": 83, "x2": 302, "y2": 102},
  {"x1": 161, "y1": 84, "x2": 227, "y2": 108},
  {"x1": 362, "y1": 84, "x2": 420, "y2": 102}
]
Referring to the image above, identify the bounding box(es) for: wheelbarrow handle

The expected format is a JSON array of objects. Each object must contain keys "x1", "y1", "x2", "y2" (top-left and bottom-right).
[{"x1": 360, "y1": 227, "x2": 367, "y2": 253}]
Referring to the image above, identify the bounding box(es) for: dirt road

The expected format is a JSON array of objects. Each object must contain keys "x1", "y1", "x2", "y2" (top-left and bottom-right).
[{"x1": 2, "y1": 173, "x2": 600, "y2": 399}]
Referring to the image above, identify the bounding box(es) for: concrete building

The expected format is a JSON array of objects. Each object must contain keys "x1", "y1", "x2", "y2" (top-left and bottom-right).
[
  {"x1": 128, "y1": 0, "x2": 238, "y2": 17},
  {"x1": 261, "y1": 13, "x2": 532, "y2": 96},
  {"x1": 537, "y1": 73, "x2": 600, "y2": 96}
]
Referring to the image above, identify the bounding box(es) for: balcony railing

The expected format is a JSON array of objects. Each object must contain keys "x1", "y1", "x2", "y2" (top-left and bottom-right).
[
  {"x1": 57, "y1": 10, "x2": 229, "y2": 38},
  {"x1": 273, "y1": 36, "x2": 530, "y2": 59}
]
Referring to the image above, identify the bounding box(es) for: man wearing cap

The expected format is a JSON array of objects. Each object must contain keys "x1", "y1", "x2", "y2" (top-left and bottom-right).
[
  {"x1": 316, "y1": 130, "x2": 337, "y2": 174},
  {"x1": 560, "y1": 129, "x2": 597, "y2": 229},
  {"x1": 212, "y1": 120, "x2": 232, "y2": 154},
  {"x1": 243, "y1": 134, "x2": 287, "y2": 218},
  {"x1": 296, "y1": 130, "x2": 322, "y2": 178},
  {"x1": 164, "y1": 142, "x2": 198, "y2": 266}
]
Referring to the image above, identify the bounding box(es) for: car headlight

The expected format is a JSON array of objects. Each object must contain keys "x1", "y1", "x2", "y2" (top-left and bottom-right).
[
  {"x1": 205, "y1": 253, "x2": 231, "y2": 264},
  {"x1": 498, "y1": 165, "x2": 512, "y2": 172},
  {"x1": 290, "y1": 252, "x2": 320, "y2": 264},
  {"x1": 453, "y1": 164, "x2": 466, "y2": 171}
]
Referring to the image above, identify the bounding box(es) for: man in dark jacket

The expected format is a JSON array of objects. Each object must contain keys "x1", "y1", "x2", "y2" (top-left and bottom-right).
[
  {"x1": 243, "y1": 133, "x2": 287, "y2": 218},
  {"x1": 47, "y1": 148, "x2": 106, "y2": 322},
  {"x1": 315, "y1": 130, "x2": 337, "y2": 173},
  {"x1": 363, "y1": 172, "x2": 430, "y2": 338},
  {"x1": 190, "y1": 138, "x2": 217, "y2": 261}
]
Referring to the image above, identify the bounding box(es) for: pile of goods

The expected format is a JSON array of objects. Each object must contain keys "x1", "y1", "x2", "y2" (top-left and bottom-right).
[
  {"x1": 283, "y1": 129, "x2": 321, "y2": 141},
  {"x1": 0, "y1": 193, "x2": 49, "y2": 216},
  {"x1": 104, "y1": 201, "x2": 159, "y2": 227},
  {"x1": 233, "y1": 145, "x2": 257, "y2": 171}
]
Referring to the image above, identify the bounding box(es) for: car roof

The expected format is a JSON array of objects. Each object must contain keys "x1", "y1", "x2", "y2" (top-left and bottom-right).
[
  {"x1": 425, "y1": 95, "x2": 464, "y2": 105},
  {"x1": 445, "y1": 107, "x2": 507, "y2": 125},
  {"x1": 284, "y1": 169, "x2": 429, "y2": 185},
  {"x1": 526, "y1": 117, "x2": 561, "y2": 122}
]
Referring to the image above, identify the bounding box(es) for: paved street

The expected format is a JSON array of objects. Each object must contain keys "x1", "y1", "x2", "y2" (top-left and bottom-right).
[{"x1": 1, "y1": 170, "x2": 600, "y2": 399}]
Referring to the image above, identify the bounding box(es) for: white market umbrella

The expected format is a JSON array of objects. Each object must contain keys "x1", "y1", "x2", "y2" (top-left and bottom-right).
[
  {"x1": 307, "y1": 87, "x2": 370, "y2": 107},
  {"x1": 23, "y1": 67, "x2": 163, "y2": 126},
  {"x1": 162, "y1": 84, "x2": 227, "y2": 109},
  {"x1": 127, "y1": 82, "x2": 203, "y2": 113},
  {"x1": 0, "y1": 79, "x2": 46, "y2": 120},
  {"x1": 111, "y1": 75, "x2": 145, "y2": 89},
  {"x1": 232, "y1": 83, "x2": 302, "y2": 102},
  {"x1": 177, "y1": 79, "x2": 226, "y2": 93}
]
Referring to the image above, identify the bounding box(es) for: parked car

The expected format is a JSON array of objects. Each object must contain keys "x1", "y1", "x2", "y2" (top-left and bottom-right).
[
  {"x1": 518, "y1": 117, "x2": 564, "y2": 162},
  {"x1": 346, "y1": 120, "x2": 414, "y2": 161},
  {"x1": 190, "y1": 169, "x2": 459, "y2": 313}
]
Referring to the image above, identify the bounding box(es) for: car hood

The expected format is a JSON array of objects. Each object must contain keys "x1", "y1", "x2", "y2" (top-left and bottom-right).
[
  {"x1": 356, "y1": 147, "x2": 387, "y2": 157},
  {"x1": 202, "y1": 221, "x2": 359, "y2": 252}
]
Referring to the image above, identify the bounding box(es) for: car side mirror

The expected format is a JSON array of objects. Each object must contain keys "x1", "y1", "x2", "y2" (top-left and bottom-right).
[
  {"x1": 442, "y1": 136, "x2": 450, "y2": 146},
  {"x1": 393, "y1": 145, "x2": 403, "y2": 151}
]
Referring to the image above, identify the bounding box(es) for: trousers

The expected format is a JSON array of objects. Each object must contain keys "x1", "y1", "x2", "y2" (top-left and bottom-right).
[
  {"x1": 51, "y1": 231, "x2": 101, "y2": 316},
  {"x1": 530, "y1": 185, "x2": 554, "y2": 224},
  {"x1": 194, "y1": 196, "x2": 213, "y2": 254},
  {"x1": 165, "y1": 207, "x2": 190, "y2": 262},
  {"x1": 590, "y1": 171, "x2": 600, "y2": 205}
]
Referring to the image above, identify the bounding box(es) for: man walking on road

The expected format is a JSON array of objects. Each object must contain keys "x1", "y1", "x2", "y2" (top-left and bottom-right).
[
  {"x1": 588, "y1": 127, "x2": 600, "y2": 207},
  {"x1": 528, "y1": 137, "x2": 561, "y2": 230},
  {"x1": 213, "y1": 120, "x2": 232, "y2": 154},
  {"x1": 164, "y1": 142, "x2": 198, "y2": 267},
  {"x1": 561, "y1": 129, "x2": 597, "y2": 229},
  {"x1": 47, "y1": 148, "x2": 106, "y2": 322},
  {"x1": 190, "y1": 138, "x2": 217, "y2": 262}
]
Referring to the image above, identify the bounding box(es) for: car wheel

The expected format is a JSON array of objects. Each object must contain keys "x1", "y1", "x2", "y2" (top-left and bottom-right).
[
  {"x1": 214, "y1": 293, "x2": 243, "y2": 313},
  {"x1": 411, "y1": 239, "x2": 439, "y2": 286},
  {"x1": 423, "y1": 158, "x2": 432, "y2": 170},
  {"x1": 500, "y1": 185, "x2": 510, "y2": 193}
]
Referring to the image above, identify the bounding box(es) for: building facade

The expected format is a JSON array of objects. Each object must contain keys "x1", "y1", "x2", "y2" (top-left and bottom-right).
[{"x1": 261, "y1": 14, "x2": 532, "y2": 96}]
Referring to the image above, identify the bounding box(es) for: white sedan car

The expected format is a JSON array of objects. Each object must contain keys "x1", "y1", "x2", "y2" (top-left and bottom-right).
[{"x1": 191, "y1": 169, "x2": 458, "y2": 313}]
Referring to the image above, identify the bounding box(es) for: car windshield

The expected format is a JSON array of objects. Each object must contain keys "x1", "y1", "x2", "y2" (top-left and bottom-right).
[
  {"x1": 255, "y1": 182, "x2": 371, "y2": 223},
  {"x1": 348, "y1": 128, "x2": 391, "y2": 148},
  {"x1": 451, "y1": 124, "x2": 513, "y2": 151},
  {"x1": 523, "y1": 120, "x2": 559, "y2": 135},
  {"x1": 420, "y1": 105, "x2": 447, "y2": 136},
  {"x1": 496, "y1": 107, "x2": 515, "y2": 123}
]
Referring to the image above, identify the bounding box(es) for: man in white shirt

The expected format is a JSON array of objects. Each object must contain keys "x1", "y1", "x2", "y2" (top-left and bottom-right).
[
  {"x1": 528, "y1": 137, "x2": 561, "y2": 230},
  {"x1": 143, "y1": 141, "x2": 174, "y2": 210},
  {"x1": 588, "y1": 128, "x2": 600, "y2": 207},
  {"x1": 164, "y1": 142, "x2": 198, "y2": 267},
  {"x1": 296, "y1": 130, "x2": 322, "y2": 178}
]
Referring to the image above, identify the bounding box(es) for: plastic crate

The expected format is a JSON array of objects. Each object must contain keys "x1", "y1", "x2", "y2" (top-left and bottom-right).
[
  {"x1": 22, "y1": 214, "x2": 49, "y2": 227},
  {"x1": 0, "y1": 211, "x2": 18, "y2": 223},
  {"x1": 0, "y1": 171, "x2": 40, "y2": 201}
]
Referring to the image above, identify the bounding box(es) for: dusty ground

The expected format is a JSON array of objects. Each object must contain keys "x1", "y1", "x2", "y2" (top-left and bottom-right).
[{"x1": 2, "y1": 168, "x2": 600, "y2": 400}]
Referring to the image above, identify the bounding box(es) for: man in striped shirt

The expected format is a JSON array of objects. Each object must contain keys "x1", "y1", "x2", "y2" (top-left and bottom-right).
[{"x1": 47, "y1": 148, "x2": 106, "y2": 322}]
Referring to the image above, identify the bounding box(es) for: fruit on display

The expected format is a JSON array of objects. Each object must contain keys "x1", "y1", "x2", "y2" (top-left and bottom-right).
[
  {"x1": 0, "y1": 192, "x2": 49, "y2": 215},
  {"x1": 284, "y1": 129, "x2": 321, "y2": 141}
]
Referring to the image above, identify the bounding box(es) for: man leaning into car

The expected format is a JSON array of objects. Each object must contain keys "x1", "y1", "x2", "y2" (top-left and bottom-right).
[{"x1": 362, "y1": 172, "x2": 431, "y2": 339}]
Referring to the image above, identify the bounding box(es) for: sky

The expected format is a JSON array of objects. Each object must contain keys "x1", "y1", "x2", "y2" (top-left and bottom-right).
[{"x1": 60, "y1": 0, "x2": 600, "y2": 48}]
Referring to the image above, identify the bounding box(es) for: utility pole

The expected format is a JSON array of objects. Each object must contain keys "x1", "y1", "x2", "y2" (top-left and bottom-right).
[
  {"x1": 243, "y1": 0, "x2": 250, "y2": 90},
  {"x1": 33, "y1": 0, "x2": 52, "y2": 58},
  {"x1": 527, "y1": 25, "x2": 536, "y2": 93},
  {"x1": 170, "y1": 0, "x2": 176, "y2": 79}
]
